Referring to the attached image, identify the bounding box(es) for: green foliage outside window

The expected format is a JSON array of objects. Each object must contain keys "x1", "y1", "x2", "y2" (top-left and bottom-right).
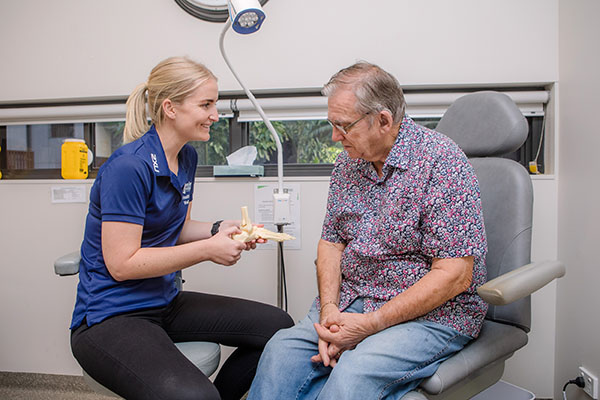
[
  {"x1": 96, "y1": 118, "x2": 343, "y2": 170},
  {"x1": 101, "y1": 121, "x2": 125, "y2": 155},
  {"x1": 250, "y1": 119, "x2": 342, "y2": 164},
  {"x1": 190, "y1": 119, "x2": 229, "y2": 166},
  {"x1": 96, "y1": 120, "x2": 231, "y2": 167}
]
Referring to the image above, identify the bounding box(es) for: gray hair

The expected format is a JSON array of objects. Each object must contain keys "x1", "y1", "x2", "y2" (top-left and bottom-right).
[{"x1": 322, "y1": 61, "x2": 406, "y2": 125}]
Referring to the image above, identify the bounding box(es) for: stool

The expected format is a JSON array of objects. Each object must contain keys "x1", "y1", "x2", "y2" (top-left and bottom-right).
[{"x1": 55, "y1": 252, "x2": 221, "y2": 398}]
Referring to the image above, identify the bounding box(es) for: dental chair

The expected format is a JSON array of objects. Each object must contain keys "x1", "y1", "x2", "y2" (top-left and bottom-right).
[
  {"x1": 54, "y1": 252, "x2": 221, "y2": 398},
  {"x1": 403, "y1": 91, "x2": 565, "y2": 399}
]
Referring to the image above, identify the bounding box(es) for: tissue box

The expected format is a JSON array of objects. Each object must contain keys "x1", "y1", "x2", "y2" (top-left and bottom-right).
[{"x1": 213, "y1": 165, "x2": 264, "y2": 177}]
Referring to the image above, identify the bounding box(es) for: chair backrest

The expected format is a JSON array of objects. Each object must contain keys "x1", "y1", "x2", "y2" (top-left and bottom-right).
[{"x1": 436, "y1": 91, "x2": 533, "y2": 332}]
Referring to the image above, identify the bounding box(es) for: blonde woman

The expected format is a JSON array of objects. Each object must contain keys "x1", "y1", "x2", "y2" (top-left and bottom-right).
[{"x1": 70, "y1": 57, "x2": 293, "y2": 400}]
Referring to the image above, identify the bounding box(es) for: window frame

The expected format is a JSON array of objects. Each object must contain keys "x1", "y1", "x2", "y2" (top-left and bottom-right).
[{"x1": 0, "y1": 86, "x2": 550, "y2": 180}]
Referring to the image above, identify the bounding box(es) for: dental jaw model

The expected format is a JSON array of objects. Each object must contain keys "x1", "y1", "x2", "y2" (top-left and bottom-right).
[{"x1": 232, "y1": 206, "x2": 295, "y2": 243}]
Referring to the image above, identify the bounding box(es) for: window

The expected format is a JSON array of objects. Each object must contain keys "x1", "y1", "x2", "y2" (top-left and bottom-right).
[
  {"x1": 189, "y1": 118, "x2": 231, "y2": 166},
  {"x1": 412, "y1": 115, "x2": 546, "y2": 174},
  {"x1": 0, "y1": 123, "x2": 90, "y2": 179},
  {"x1": 248, "y1": 120, "x2": 341, "y2": 165},
  {"x1": 0, "y1": 87, "x2": 550, "y2": 179},
  {"x1": 93, "y1": 122, "x2": 124, "y2": 168},
  {"x1": 93, "y1": 119, "x2": 232, "y2": 169}
]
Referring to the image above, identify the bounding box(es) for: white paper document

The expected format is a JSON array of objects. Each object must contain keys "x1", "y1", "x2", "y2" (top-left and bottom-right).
[
  {"x1": 51, "y1": 186, "x2": 87, "y2": 203},
  {"x1": 254, "y1": 183, "x2": 301, "y2": 250}
]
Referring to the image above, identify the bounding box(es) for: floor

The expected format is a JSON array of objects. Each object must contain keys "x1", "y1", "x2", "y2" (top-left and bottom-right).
[
  {"x1": 0, "y1": 372, "x2": 114, "y2": 400},
  {"x1": 0, "y1": 371, "x2": 251, "y2": 399},
  {"x1": 0, "y1": 372, "x2": 550, "y2": 399}
]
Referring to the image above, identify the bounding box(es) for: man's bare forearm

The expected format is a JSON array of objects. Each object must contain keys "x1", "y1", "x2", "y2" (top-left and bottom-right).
[{"x1": 316, "y1": 239, "x2": 345, "y2": 307}]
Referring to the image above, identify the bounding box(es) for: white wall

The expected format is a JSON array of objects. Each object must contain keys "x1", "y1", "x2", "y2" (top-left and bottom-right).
[
  {"x1": 0, "y1": 178, "x2": 328, "y2": 375},
  {"x1": 0, "y1": 0, "x2": 562, "y2": 397},
  {"x1": 0, "y1": 0, "x2": 557, "y2": 102},
  {"x1": 503, "y1": 177, "x2": 559, "y2": 396},
  {"x1": 0, "y1": 178, "x2": 558, "y2": 386},
  {"x1": 0, "y1": 181, "x2": 90, "y2": 374},
  {"x1": 555, "y1": 1, "x2": 600, "y2": 399}
]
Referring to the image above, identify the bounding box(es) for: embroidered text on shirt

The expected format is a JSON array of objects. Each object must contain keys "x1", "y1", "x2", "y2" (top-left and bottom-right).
[{"x1": 150, "y1": 153, "x2": 160, "y2": 173}]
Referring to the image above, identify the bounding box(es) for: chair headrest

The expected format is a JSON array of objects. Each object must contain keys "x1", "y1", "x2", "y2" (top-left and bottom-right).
[{"x1": 435, "y1": 91, "x2": 529, "y2": 157}]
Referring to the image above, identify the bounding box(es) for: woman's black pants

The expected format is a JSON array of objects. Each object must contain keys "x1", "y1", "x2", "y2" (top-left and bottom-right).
[{"x1": 71, "y1": 291, "x2": 294, "y2": 400}]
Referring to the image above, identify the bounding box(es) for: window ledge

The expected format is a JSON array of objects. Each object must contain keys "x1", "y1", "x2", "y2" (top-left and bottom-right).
[
  {"x1": 530, "y1": 174, "x2": 555, "y2": 181},
  {"x1": 196, "y1": 175, "x2": 331, "y2": 183}
]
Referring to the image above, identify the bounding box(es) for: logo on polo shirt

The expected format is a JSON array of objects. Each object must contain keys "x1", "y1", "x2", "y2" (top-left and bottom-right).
[
  {"x1": 150, "y1": 153, "x2": 160, "y2": 173},
  {"x1": 182, "y1": 181, "x2": 192, "y2": 205}
]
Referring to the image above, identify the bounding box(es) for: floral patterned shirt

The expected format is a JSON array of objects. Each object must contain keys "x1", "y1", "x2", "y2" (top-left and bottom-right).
[{"x1": 320, "y1": 116, "x2": 488, "y2": 338}]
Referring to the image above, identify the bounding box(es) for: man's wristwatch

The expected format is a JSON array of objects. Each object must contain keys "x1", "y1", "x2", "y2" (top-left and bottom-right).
[{"x1": 211, "y1": 220, "x2": 223, "y2": 236}]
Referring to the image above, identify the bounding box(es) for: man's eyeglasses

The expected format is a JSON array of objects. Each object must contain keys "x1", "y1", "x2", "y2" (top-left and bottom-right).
[{"x1": 327, "y1": 112, "x2": 370, "y2": 135}]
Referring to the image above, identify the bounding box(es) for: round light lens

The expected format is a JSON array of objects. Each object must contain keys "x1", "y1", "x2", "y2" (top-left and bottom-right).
[{"x1": 239, "y1": 11, "x2": 259, "y2": 27}]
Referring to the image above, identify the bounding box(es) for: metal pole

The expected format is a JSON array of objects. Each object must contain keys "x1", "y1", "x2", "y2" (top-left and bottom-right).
[{"x1": 276, "y1": 223, "x2": 284, "y2": 309}]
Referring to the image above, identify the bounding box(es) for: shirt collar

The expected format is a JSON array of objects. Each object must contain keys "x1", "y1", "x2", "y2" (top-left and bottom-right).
[
  {"x1": 354, "y1": 116, "x2": 417, "y2": 182},
  {"x1": 384, "y1": 116, "x2": 418, "y2": 171},
  {"x1": 139, "y1": 125, "x2": 171, "y2": 177}
]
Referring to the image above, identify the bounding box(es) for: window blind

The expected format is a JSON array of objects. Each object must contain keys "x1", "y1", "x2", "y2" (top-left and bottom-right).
[
  {"x1": 0, "y1": 90, "x2": 548, "y2": 125},
  {"x1": 0, "y1": 101, "x2": 233, "y2": 126},
  {"x1": 236, "y1": 90, "x2": 549, "y2": 122}
]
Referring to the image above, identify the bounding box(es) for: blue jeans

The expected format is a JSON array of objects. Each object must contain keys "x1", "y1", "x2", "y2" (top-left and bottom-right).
[{"x1": 247, "y1": 298, "x2": 472, "y2": 400}]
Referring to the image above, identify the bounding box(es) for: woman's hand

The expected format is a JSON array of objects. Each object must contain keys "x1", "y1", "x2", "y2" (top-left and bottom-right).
[
  {"x1": 218, "y1": 219, "x2": 241, "y2": 231},
  {"x1": 207, "y1": 226, "x2": 247, "y2": 266},
  {"x1": 217, "y1": 220, "x2": 266, "y2": 250}
]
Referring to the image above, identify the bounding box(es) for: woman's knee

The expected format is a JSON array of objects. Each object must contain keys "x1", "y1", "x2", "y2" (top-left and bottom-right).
[
  {"x1": 265, "y1": 306, "x2": 295, "y2": 333},
  {"x1": 247, "y1": 307, "x2": 294, "y2": 348}
]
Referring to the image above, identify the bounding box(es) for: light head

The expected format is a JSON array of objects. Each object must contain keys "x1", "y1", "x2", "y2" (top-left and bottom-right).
[{"x1": 228, "y1": 0, "x2": 266, "y2": 34}]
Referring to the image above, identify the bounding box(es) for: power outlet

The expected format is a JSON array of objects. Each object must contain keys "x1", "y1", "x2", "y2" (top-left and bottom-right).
[{"x1": 580, "y1": 366, "x2": 599, "y2": 399}]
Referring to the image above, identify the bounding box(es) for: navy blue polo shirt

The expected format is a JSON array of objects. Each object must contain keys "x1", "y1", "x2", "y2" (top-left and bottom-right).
[{"x1": 70, "y1": 125, "x2": 197, "y2": 329}]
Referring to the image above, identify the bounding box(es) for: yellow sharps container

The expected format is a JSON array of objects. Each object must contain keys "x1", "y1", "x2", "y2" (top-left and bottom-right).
[{"x1": 61, "y1": 139, "x2": 89, "y2": 179}]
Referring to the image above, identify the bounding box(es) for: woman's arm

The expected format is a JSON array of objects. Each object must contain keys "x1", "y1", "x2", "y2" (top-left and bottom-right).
[
  {"x1": 176, "y1": 201, "x2": 238, "y2": 244},
  {"x1": 176, "y1": 202, "x2": 258, "y2": 250},
  {"x1": 102, "y1": 220, "x2": 247, "y2": 281}
]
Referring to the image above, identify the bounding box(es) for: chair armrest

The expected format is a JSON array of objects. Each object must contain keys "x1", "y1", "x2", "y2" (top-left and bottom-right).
[
  {"x1": 478, "y1": 260, "x2": 565, "y2": 305},
  {"x1": 54, "y1": 251, "x2": 81, "y2": 276}
]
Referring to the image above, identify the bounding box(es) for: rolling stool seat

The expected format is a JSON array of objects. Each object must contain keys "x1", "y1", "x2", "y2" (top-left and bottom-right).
[{"x1": 55, "y1": 252, "x2": 221, "y2": 398}]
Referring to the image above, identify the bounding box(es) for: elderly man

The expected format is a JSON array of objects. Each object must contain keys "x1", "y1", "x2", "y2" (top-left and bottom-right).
[{"x1": 247, "y1": 62, "x2": 488, "y2": 399}]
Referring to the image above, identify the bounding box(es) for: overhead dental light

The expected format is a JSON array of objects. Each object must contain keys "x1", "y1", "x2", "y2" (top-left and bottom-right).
[
  {"x1": 174, "y1": 0, "x2": 269, "y2": 23},
  {"x1": 174, "y1": 0, "x2": 288, "y2": 226},
  {"x1": 175, "y1": 0, "x2": 291, "y2": 309},
  {"x1": 218, "y1": 2, "x2": 290, "y2": 227}
]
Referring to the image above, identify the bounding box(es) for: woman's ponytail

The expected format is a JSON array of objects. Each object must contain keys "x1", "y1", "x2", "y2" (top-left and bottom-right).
[{"x1": 123, "y1": 82, "x2": 149, "y2": 144}]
